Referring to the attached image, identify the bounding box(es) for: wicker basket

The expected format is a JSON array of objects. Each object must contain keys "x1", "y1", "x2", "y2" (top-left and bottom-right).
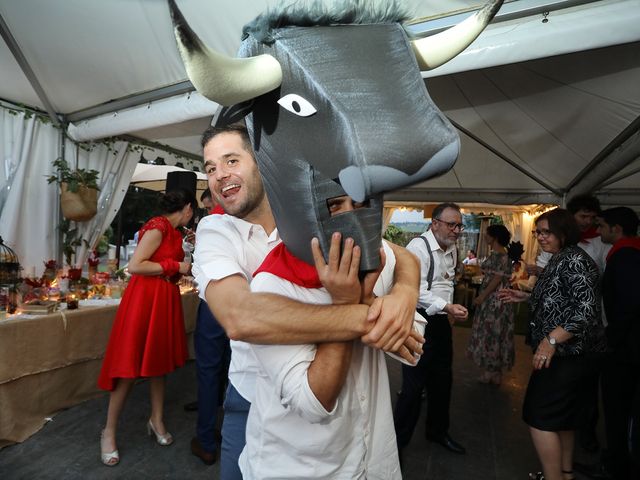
[{"x1": 60, "y1": 183, "x2": 98, "y2": 221}]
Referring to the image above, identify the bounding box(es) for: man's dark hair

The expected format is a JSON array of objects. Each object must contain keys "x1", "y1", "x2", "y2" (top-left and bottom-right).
[
  {"x1": 566, "y1": 194, "x2": 601, "y2": 215},
  {"x1": 599, "y1": 207, "x2": 639, "y2": 236},
  {"x1": 200, "y1": 188, "x2": 212, "y2": 202},
  {"x1": 536, "y1": 208, "x2": 581, "y2": 248},
  {"x1": 487, "y1": 224, "x2": 511, "y2": 247},
  {"x1": 432, "y1": 202, "x2": 461, "y2": 221},
  {"x1": 201, "y1": 123, "x2": 253, "y2": 154}
]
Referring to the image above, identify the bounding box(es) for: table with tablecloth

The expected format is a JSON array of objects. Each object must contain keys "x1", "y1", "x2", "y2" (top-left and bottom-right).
[{"x1": 0, "y1": 291, "x2": 199, "y2": 449}]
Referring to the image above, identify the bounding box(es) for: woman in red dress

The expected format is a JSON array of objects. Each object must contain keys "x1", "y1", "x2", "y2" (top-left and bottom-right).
[{"x1": 98, "y1": 189, "x2": 196, "y2": 466}]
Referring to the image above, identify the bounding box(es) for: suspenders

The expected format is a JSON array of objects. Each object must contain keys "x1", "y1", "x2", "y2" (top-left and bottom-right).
[
  {"x1": 419, "y1": 235, "x2": 435, "y2": 291},
  {"x1": 419, "y1": 234, "x2": 457, "y2": 291}
]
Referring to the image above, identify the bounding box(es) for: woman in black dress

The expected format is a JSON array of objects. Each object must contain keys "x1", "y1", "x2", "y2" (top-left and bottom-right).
[{"x1": 499, "y1": 208, "x2": 605, "y2": 480}]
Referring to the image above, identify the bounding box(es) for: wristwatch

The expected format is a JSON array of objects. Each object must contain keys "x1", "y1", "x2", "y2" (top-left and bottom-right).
[{"x1": 547, "y1": 335, "x2": 557, "y2": 346}]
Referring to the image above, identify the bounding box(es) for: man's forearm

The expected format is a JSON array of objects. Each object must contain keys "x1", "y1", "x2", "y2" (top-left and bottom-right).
[
  {"x1": 307, "y1": 342, "x2": 353, "y2": 411},
  {"x1": 387, "y1": 241, "x2": 419, "y2": 296},
  {"x1": 206, "y1": 279, "x2": 370, "y2": 344}
]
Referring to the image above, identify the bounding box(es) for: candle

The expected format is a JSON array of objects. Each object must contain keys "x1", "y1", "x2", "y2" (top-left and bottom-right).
[
  {"x1": 66, "y1": 293, "x2": 79, "y2": 310},
  {"x1": 108, "y1": 247, "x2": 116, "y2": 260}
]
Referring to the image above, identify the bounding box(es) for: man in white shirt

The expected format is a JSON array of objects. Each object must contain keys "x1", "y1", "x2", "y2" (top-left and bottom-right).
[
  {"x1": 394, "y1": 202, "x2": 469, "y2": 458},
  {"x1": 193, "y1": 125, "x2": 422, "y2": 479},
  {"x1": 238, "y1": 196, "x2": 425, "y2": 479}
]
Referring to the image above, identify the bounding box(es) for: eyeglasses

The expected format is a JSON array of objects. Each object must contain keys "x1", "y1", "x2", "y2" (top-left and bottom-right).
[
  {"x1": 434, "y1": 218, "x2": 465, "y2": 231},
  {"x1": 532, "y1": 229, "x2": 552, "y2": 237}
]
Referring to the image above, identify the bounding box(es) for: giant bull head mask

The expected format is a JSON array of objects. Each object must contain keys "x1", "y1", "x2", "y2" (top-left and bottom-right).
[{"x1": 170, "y1": 0, "x2": 503, "y2": 270}]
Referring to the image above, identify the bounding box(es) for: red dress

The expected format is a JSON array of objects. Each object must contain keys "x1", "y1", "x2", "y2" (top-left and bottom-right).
[{"x1": 98, "y1": 216, "x2": 188, "y2": 391}]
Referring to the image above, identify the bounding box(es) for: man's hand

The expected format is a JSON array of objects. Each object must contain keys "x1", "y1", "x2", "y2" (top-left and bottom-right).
[
  {"x1": 443, "y1": 303, "x2": 468, "y2": 322},
  {"x1": 362, "y1": 282, "x2": 419, "y2": 352},
  {"x1": 312, "y1": 233, "x2": 361, "y2": 305},
  {"x1": 390, "y1": 328, "x2": 424, "y2": 364}
]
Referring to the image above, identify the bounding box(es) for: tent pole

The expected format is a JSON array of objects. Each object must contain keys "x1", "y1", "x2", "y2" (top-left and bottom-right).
[
  {"x1": 0, "y1": 12, "x2": 61, "y2": 127},
  {"x1": 566, "y1": 117, "x2": 640, "y2": 201},
  {"x1": 449, "y1": 118, "x2": 563, "y2": 197}
]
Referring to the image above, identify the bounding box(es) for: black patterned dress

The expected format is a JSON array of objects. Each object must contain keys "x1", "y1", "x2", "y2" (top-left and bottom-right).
[
  {"x1": 522, "y1": 245, "x2": 606, "y2": 430},
  {"x1": 528, "y1": 245, "x2": 605, "y2": 355}
]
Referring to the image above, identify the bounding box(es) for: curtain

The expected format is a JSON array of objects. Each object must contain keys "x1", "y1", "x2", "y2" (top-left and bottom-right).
[
  {"x1": 502, "y1": 212, "x2": 537, "y2": 264},
  {"x1": 65, "y1": 139, "x2": 138, "y2": 267},
  {"x1": 0, "y1": 105, "x2": 61, "y2": 276},
  {"x1": 382, "y1": 206, "x2": 396, "y2": 232}
]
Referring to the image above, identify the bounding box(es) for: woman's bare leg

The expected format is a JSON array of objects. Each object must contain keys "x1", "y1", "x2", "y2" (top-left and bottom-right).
[
  {"x1": 102, "y1": 378, "x2": 136, "y2": 453},
  {"x1": 530, "y1": 426, "x2": 563, "y2": 480},
  {"x1": 149, "y1": 376, "x2": 168, "y2": 434}
]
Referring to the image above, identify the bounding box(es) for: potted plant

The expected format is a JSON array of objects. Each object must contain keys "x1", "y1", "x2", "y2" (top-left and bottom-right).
[
  {"x1": 59, "y1": 218, "x2": 87, "y2": 280},
  {"x1": 47, "y1": 157, "x2": 100, "y2": 221}
]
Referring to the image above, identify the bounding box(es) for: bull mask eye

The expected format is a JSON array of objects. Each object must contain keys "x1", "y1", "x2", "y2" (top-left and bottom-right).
[{"x1": 277, "y1": 94, "x2": 317, "y2": 117}]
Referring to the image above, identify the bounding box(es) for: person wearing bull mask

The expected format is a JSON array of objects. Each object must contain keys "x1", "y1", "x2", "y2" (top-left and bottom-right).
[
  {"x1": 237, "y1": 188, "x2": 425, "y2": 478},
  {"x1": 169, "y1": 0, "x2": 505, "y2": 476},
  {"x1": 194, "y1": 125, "x2": 423, "y2": 478}
]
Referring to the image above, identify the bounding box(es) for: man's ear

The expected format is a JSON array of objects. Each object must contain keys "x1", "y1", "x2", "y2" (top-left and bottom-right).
[{"x1": 211, "y1": 100, "x2": 254, "y2": 127}]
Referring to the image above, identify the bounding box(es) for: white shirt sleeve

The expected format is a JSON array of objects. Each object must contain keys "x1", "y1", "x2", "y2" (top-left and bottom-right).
[
  {"x1": 193, "y1": 216, "x2": 247, "y2": 300},
  {"x1": 406, "y1": 237, "x2": 447, "y2": 315},
  {"x1": 249, "y1": 273, "x2": 338, "y2": 424}
]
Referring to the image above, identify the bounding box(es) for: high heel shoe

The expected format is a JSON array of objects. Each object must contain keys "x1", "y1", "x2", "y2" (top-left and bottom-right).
[
  {"x1": 147, "y1": 419, "x2": 173, "y2": 446},
  {"x1": 100, "y1": 430, "x2": 119, "y2": 466}
]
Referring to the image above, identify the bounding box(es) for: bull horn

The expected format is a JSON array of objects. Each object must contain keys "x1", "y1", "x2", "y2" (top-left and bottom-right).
[
  {"x1": 407, "y1": 0, "x2": 504, "y2": 70},
  {"x1": 169, "y1": 0, "x2": 282, "y2": 106}
]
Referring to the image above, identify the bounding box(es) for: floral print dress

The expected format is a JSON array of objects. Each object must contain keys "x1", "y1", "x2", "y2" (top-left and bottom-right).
[{"x1": 467, "y1": 251, "x2": 515, "y2": 373}]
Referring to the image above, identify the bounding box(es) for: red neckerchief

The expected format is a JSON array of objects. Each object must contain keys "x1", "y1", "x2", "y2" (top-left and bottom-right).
[
  {"x1": 580, "y1": 226, "x2": 600, "y2": 243},
  {"x1": 253, "y1": 243, "x2": 322, "y2": 288},
  {"x1": 211, "y1": 205, "x2": 225, "y2": 215},
  {"x1": 606, "y1": 236, "x2": 640, "y2": 263}
]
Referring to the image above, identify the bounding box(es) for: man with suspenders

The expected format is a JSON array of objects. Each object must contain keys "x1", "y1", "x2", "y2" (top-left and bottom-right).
[{"x1": 394, "y1": 202, "x2": 470, "y2": 457}]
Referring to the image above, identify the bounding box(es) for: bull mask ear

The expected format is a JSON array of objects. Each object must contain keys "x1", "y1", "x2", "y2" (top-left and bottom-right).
[
  {"x1": 169, "y1": 0, "x2": 282, "y2": 106},
  {"x1": 406, "y1": 0, "x2": 503, "y2": 70}
]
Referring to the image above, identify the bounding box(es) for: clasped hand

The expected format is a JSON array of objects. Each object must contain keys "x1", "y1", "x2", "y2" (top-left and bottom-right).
[{"x1": 311, "y1": 234, "x2": 422, "y2": 364}]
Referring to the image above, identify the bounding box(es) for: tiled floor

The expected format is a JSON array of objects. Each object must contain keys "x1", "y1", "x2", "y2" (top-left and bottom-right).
[{"x1": 0, "y1": 327, "x2": 600, "y2": 479}]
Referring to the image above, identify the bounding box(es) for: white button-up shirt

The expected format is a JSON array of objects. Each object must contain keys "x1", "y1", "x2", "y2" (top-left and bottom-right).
[
  {"x1": 406, "y1": 229, "x2": 457, "y2": 316},
  {"x1": 239, "y1": 242, "x2": 421, "y2": 479},
  {"x1": 193, "y1": 213, "x2": 280, "y2": 402}
]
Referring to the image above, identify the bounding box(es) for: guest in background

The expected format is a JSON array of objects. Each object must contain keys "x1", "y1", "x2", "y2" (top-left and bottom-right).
[
  {"x1": 97, "y1": 189, "x2": 196, "y2": 467},
  {"x1": 462, "y1": 249, "x2": 478, "y2": 265},
  {"x1": 467, "y1": 225, "x2": 514, "y2": 385},
  {"x1": 597, "y1": 207, "x2": 640, "y2": 479},
  {"x1": 189, "y1": 189, "x2": 231, "y2": 466},
  {"x1": 498, "y1": 208, "x2": 605, "y2": 480}
]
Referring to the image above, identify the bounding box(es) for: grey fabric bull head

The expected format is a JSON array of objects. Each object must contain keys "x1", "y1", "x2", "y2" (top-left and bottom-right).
[{"x1": 170, "y1": 0, "x2": 503, "y2": 271}]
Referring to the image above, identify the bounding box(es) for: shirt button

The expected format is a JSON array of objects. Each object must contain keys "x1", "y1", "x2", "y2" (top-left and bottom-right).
[{"x1": 360, "y1": 395, "x2": 366, "y2": 402}]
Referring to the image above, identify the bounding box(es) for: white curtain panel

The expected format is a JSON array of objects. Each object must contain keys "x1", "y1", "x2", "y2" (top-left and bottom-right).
[
  {"x1": 0, "y1": 106, "x2": 61, "y2": 276},
  {"x1": 65, "y1": 139, "x2": 138, "y2": 267}
]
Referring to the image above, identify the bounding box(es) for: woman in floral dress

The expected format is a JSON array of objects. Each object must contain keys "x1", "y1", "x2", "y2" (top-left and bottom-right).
[{"x1": 467, "y1": 224, "x2": 514, "y2": 385}]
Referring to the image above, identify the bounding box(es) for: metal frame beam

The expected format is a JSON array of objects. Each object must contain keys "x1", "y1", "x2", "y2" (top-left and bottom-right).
[
  {"x1": 0, "y1": 12, "x2": 61, "y2": 126},
  {"x1": 449, "y1": 117, "x2": 563, "y2": 197},
  {"x1": 406, "y1": 0, "x2": 602, "y2": 36},
  {"x1": 66, "y1": 81, "x2": 195, "y2": 123},
  {"x1": 567, "y1": 114, "x2": 640, "y2": 192}
]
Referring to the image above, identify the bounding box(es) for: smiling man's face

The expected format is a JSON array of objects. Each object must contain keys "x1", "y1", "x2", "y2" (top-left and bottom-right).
[{"x1": 203, "y1": 132, "x2": 266, "y2": 220}]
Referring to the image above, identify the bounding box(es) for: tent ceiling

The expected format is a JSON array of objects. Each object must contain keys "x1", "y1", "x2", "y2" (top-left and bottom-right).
[{"x1": 1, "y1": 0, "x2": 639, "y2": 208}]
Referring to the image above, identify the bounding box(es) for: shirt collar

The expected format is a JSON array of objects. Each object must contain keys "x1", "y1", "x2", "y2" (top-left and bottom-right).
[
  {"x1": 226, "y1": 214, "x2": 280, "y2": 243},
  {"x1": 426, "y1": 229, "x2": 456, "y2": 255}
]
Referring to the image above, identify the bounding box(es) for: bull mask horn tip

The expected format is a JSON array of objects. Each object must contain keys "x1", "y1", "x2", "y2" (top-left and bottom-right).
[
  {"x1": 168, "y1": 0, "x2": 282, "y2": 106},
  {"x1": 408, "y1": 0, "x2": 504, "y2": 71}
]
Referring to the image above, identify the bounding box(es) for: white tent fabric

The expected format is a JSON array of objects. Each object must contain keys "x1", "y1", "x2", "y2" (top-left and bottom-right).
[
  {"x1": 0, "y1": 106, "x2": 60, "y2": 275},
  {"x1": 0, "y1": 0, "x2": 639, "y2": 246},
  {"x1": 69, "y1": 139, "x2": 139, "y2": 269}
]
